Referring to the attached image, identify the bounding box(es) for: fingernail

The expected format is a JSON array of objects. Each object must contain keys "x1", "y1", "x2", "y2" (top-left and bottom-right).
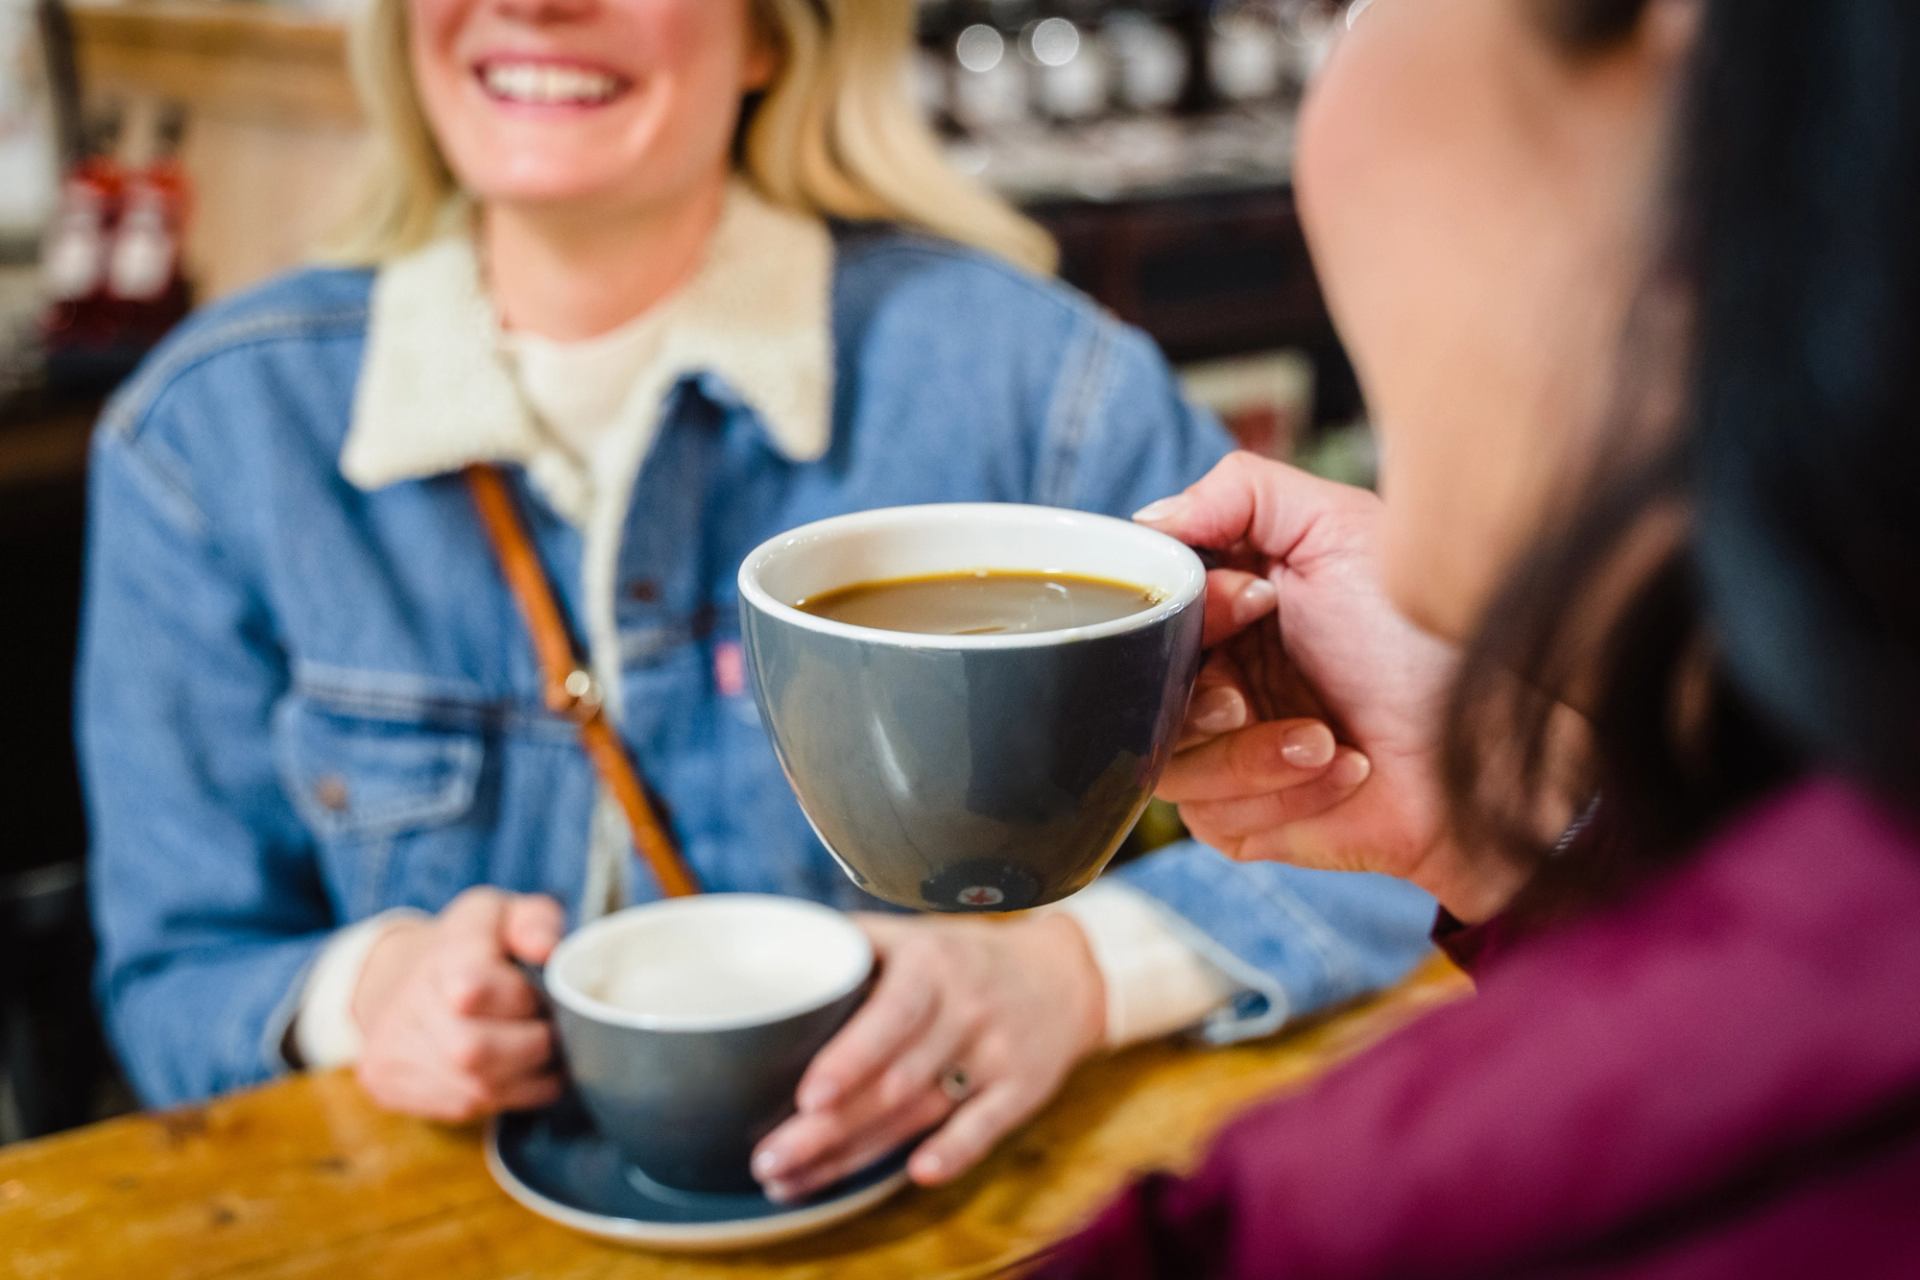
[
  {"x1": 1328, "y1": 751, "x2": 1372, "y2": 789},
  {"x1": 765, "y1": 1181, "x2": 798, "y2": 1204},
  {"x1": 1133, "y1": 496, "x2": 1186, "y2": 525},
  {"x1": 1190, "y1": 687, "x2": 1248, "y2": 735},
  {"x1": 1280, "y1": 723, "x2": 1336, "y2": 769},
  {"x1": 798, "y1": 1080, "x2": 838, "y2": 1112},
  {"x1": 1231, "y1": 578, "x2": 1277, "y2": 626},
  {"x1": 910, "y1": 1152, "x2": 945, "y2": 1183},
  {"x1": 753, "y1": 1148, "x2": 787, "y2": 1179}
]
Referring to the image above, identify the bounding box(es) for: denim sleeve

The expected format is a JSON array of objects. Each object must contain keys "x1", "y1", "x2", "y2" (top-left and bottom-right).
[
  {"x1": 1032, "y1": 319, "x2": 1238, "y2": 511},
  {"x1": 78, "y1": 418, "x2": 330, "y2": 1107},
  {"x1": 1040, "y1": 316, "x2": 1437, "y2": 1041}
]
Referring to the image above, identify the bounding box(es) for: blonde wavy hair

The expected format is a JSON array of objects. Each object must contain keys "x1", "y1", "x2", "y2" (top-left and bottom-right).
[{"x1": 328, "y1": 0, "x2": 1056, "y2": 276}]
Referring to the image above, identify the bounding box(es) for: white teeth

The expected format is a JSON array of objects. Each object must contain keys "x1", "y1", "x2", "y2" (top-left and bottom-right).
[{"x1": 481, "y1": 62, "x2": 622, "y2": 105}]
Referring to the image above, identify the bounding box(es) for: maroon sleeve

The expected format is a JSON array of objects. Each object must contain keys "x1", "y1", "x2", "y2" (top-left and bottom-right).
[
  {"x1": 1040, "y1": 942, "x2": 1626, "y2": 1280},
  {"x1": 1035, "y1": 1168, "x2": 1238, "y2": 1280},
  {"x1": 1040, "y1": 786, "x2": 1920, "y2": 1279},
  {"x1": 1430, "y1": 908, "x2": 1517, "y2": 974},
  {"x1": 1036, "y1": 915, "x2": 1529, "y2": 1279}
]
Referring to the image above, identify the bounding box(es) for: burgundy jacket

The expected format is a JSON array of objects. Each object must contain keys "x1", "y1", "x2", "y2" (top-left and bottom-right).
[{"x1": 1042, "y1": 781, "x2": 1920, "y2": 1278}]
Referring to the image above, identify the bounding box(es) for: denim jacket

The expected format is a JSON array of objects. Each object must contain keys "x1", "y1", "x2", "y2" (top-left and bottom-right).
[{"x1": 79, "y1": 214, "x2": 1434, "y2": 1107}]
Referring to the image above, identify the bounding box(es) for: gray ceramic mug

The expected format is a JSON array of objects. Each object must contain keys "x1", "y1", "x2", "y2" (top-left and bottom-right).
[
  {"x1": 737, "y1": 503, "x2": 1207, "y2": 913},
  {"x1": 542, "y1": 895, "x2": 874, "y2": 1194}
]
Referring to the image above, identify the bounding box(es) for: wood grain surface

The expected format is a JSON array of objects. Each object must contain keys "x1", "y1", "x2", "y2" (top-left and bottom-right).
[{"x1": 0, "y1": 957, "x2": 1468, "y2": 1280}]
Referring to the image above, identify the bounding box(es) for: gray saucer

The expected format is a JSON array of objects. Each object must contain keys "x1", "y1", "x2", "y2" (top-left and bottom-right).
[{"x1": 486, "y1": 1094, "x2": 911, "y2": 1252}]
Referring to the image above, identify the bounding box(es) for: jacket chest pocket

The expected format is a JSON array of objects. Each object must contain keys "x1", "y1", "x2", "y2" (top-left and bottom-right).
[{"x1": 272, "y1": 695, "x2": 487, "y2": 919}]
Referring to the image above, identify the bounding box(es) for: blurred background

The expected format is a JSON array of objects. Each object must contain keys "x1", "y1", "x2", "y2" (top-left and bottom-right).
[{"x1": 0, "y1": 0, "x2": 1372, "y2": 1145}]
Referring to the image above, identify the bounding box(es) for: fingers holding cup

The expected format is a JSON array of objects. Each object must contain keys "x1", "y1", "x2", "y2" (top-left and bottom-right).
[
  {"x1": 754, "y1": 1075, "x2": 953, "y2": 1203},
  {"x1": 1182, "y1": 653, "x2": 1251, "y2": 745},
  {"x1": 906, "y1": 1079, "x2": 1048, "y2": 1187},
  {"x1": 1176, "y1": 749, "x2": 1374, "y2": 864},
  {"x1": 1200, "y1": 566, "x2": 1279, "y2": 648},
  {"x1": 1162, "y1": 717, "x2": 1347, "y2": 802},
  {"x1": 791, "y1": 916, "x2": 942, "y2": 1113}
]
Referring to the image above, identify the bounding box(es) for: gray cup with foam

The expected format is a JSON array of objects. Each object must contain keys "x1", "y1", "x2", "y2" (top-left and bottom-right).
[{"x1": 543, "y1": 895, "x2": 873, "y2": 1194}]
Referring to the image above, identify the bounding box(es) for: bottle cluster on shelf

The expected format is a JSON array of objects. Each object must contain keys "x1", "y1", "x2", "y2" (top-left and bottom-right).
[
  {"x1": 37, "y1": 100, "x2": 191, "y2": 378},
  {"x1": 911, "y1": 1, "x2": 1353, "y2": 203}
]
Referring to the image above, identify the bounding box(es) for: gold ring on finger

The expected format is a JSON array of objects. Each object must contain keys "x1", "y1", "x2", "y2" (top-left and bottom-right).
[{"x1": 939, "y1": 1065, "x2": 971, "y2": 1103}]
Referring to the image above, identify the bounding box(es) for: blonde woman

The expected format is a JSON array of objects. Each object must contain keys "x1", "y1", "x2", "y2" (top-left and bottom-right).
[{"x1": 79, "y1": 0, "x2": 1432, "y2": 1196}]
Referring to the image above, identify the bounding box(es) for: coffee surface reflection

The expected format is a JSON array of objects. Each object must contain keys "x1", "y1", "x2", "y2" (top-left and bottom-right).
[{"x1": 797, "y1": 570, "x2": 1161, "y2": 636}]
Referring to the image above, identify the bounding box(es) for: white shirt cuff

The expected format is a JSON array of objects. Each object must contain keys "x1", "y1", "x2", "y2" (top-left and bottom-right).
[
  {"x1": 288, "y1": 909, "x2": 428, "y2": 1070},
  {"x1": 1052, "y1": 881, "x2": 1241, "y2": 1048}
]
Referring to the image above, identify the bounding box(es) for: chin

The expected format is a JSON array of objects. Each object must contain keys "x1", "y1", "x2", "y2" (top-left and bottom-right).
[
  {"x1": 1385, "y1": 575, "x2": 1451, "y2": 642},
  {"x1": 1381, "y1": 525, "x2": 1474, "y2": 644},
  {"x1": 480, "y1": 181, "x2": 623, "y2": 207},
  {"x1": 466, "y1": 170, "x2": 641, "y2": 210}
]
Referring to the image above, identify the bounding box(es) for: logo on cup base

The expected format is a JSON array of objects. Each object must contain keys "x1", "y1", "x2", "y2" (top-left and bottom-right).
[{"x1": 922, "y1": 862, "x2": 1041, "y2": 912}]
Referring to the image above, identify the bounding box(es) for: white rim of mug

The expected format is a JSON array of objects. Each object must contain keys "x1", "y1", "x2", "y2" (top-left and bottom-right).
[
  {"x1": 735, "y1": 503, "x2": 1208, "y2": 651},
  {"x1": 544, "y1": 894, "x2": 874, "y2": 1034}
]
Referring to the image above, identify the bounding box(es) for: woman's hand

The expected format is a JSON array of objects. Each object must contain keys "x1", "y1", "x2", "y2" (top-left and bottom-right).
[
  {"x1": 1139, "y1": 453, "x2": 1524, "y2": 919},
  {"x1": 750, "y1": 913, "x2": 1105, "y2": 1202},
  {"x1": 352, "y1": 887, "x2": 566, "y2": 1123}
]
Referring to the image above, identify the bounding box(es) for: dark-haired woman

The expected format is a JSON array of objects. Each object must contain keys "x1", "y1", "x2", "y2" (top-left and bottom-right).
[{"x1": 1043, "y1": 0, "x2": 1920, "y2": 1274}]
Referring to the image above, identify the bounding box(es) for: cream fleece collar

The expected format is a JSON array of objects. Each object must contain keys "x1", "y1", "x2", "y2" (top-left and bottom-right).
[{"x1": 340, "y1": 181, "x2": 835, "y2": 492}]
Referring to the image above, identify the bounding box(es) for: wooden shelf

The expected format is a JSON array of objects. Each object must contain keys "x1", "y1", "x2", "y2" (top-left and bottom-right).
[
  {"x1": 70, "y1": 1, "x2": 357, "y2": 127},
  {"x1": 52, "y1": 0, "x2": 1341, "y2": 392},
  {"x1": 0, "y1": 399, "x2": 97, "y2": 490}
]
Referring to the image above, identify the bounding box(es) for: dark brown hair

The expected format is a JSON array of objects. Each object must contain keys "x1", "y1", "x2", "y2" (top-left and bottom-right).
[
  {"x1": 1444, "y1": 0, "x2": 1920, "y2": 912},
  {"x1": 1536, "y1": 0, "x2": 1649, "y2": 47}
]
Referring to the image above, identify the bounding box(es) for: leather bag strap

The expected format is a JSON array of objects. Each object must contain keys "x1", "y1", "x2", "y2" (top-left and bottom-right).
[{"x1": 465, "y1": 464, "x2": 701, "y2": 899}]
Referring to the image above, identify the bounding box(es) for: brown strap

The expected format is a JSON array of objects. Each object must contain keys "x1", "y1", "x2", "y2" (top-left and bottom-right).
[{"x1": 465, "y1": 464, "x2": 702, "y2": 900}]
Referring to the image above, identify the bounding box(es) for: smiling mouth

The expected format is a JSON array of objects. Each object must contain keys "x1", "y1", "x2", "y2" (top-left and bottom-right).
[{"x1": 475, "y1": 60, "x2": 631, "y2": 107}]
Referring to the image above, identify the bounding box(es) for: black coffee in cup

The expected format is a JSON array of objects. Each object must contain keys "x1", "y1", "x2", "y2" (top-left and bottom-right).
[
  {"x1": 739, "y1": 503, "x2": 1206, "y2": 913},
  {"x1": 797, "y1": 570, "x2": 1162, "y2": 637}
]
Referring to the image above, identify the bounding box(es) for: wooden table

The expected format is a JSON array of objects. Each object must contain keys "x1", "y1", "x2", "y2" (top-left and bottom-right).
[{"x1": 0, "y1": 959, "x2": 1468, "y2": 1279}]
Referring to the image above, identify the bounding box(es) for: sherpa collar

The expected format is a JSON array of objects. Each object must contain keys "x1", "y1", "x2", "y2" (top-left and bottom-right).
[{"x1": 340, "y1": 180, "x2": 834, "y2": 493}]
